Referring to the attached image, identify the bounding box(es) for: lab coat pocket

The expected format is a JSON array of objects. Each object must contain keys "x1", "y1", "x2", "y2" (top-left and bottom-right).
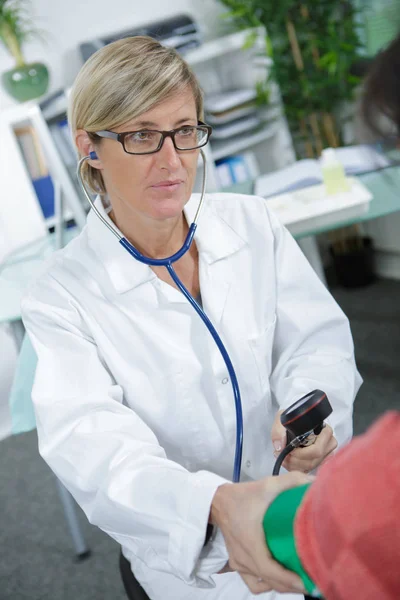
[{"x1": 248, "y1": 316, "x2": 276, "y2": 394}]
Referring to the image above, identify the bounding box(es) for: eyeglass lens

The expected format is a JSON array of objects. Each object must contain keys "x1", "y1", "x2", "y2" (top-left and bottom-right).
[{"x1": 124, "y1": 126, "x2": 208, "y2": 154}]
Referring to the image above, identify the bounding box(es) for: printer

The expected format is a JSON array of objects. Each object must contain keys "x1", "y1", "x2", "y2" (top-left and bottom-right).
[{"x1": 79, "y1": 14, "x2": 202, "y2": 63}]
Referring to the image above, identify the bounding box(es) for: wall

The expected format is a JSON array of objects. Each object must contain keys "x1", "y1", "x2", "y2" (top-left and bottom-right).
[{"x1": 0, "y1": 0, "x2": 227, "y2": 110}]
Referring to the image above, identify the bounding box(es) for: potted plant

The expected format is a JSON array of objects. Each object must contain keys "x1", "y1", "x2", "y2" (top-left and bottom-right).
[
  {"x1": 218, "y1": 0, "x2": 365, "y2": 159},
  {"x1": 219, "y1": 1, "x2": 377, "y2": 287},
  {"x1": 0, "y1": 0, "x2": 49, "y2": 102},
  {"x1": 327, "y1": 225, "x2": 375, "y2": 288}
]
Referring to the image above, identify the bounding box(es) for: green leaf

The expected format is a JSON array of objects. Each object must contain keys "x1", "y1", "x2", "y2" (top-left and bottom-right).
[
  {"x1": 0, "y1": 0, "x2": 37, "y2": 50},
  {"x1": 243, "y1": 29, "x2": 258, "y2": 49},
  {"x1": 255, "y1": 79, "x2": 271, "y2": 106},
  {"x1": 265, "y1": 34, "x2": 273, "y2": 58},
  {"x1": 218, "y1": 0, "x2": 366, "y2": 156}
]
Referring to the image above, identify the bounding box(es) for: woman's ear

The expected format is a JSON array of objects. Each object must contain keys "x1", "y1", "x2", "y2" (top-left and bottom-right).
[{"x1": 75, "y1": 130, "x2": 102, "y2": 169}]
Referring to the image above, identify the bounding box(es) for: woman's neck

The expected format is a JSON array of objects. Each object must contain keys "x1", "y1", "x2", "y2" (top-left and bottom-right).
[{"x1": 109, "y1": 205, "x2": 188, "y2": 259}]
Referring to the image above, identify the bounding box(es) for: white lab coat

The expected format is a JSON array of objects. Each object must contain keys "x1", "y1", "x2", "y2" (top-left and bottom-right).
[{"x1": 21, "y1": 192, "x2": 361, "y2": 600}]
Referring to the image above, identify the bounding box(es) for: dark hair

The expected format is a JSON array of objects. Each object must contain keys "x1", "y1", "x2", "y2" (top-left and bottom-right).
[{"x1": 362, "y1": 33, "x2": 400, "y2": 136}]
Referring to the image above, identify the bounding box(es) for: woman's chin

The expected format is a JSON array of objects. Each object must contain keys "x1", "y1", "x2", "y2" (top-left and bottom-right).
[{"x1": 148, "y1": 193, "x2": 188, "y2": 220}]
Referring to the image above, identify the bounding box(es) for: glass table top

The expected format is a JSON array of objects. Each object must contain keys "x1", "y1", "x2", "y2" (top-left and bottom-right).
[{"x1": 225, "y1": 164, "x2": 400, "y2": 239}]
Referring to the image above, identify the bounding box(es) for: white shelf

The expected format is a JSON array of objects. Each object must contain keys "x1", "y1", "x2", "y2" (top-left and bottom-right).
[
  {"x1": 211, "y1": 121, "x2": 281, "y2": 161},
  {"x1": 40, "y1": 88, "x2": 72, "y2": 122},
  {"x1": 41, "y1": 94, "x2": 68, "y2": 122},
  {"x1": 185, "y1": 28, "x2": 270, "y2": 66},
  {"x1": 45, "y1": 208, "x2": 74, "y2": 228}
]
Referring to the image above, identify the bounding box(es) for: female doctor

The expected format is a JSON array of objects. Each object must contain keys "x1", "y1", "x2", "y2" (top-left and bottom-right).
[{"x1": 21, "y1": 36, "x2": 361, "y2": 600}]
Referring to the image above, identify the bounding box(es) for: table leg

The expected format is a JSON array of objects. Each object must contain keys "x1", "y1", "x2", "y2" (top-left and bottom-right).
[
  {"x1": 8, "y1": 320, "x2": 91, "y2": 561},
  {"x1": 297, "y1": 236, "x2": 327, "y2": 286},
  {"x1": 55, "y1": 478, "x2": 91, "y2": 561}
]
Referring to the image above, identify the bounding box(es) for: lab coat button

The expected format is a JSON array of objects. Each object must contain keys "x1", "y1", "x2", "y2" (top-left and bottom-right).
[
  {"x1": 221, "y1": 377, "x2": 229, "y2": 384},
  {"x1": 246, "y1": 460, "x2": 251, "y2": 468}
]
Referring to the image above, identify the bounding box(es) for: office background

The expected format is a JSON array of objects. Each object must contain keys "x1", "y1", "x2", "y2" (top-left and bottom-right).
[
  {"x1": 1, "y1": 1, "x2": 400, "y2": 598},
  {"x1": 0, "y1": 0, "x2": 225, "y2": 111}
]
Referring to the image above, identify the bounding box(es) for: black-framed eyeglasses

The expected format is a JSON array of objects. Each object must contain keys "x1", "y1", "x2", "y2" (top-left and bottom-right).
[{"x1": 93, "y1": 121, "x2": 212, "y2": 155}]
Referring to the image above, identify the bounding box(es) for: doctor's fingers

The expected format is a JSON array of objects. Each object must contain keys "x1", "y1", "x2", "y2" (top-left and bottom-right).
[
  {"x1": 239, "y1": 566, "x2": 306, "y2": 595},
  {"x1": 283, "y1": 436, "x2": 338, "y2": 472},
  {"x1": 240, "y1": 573, "x2": 272, "y2": 595},
  {"x1": 226, "y1": 532, "x2": 305, "y2": 593},
  {"x1": 274, "y1": 424, "x2": 335, "y2": 458},
  {"x1": 248, "y1": 542, "x2": 306, "y2": 594},
  {"x1": 281, "y1": 424, "x2": 336, "y2": 461}
]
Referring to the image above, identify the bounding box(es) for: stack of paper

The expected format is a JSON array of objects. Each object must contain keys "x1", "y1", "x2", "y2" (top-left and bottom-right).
[
  {"x1": 204, "y1": 88, "x2": 260, "y2": 140},
  {"x1": 255, "y1": 144, "x2": 391, "y2": 199},
  {"x1": 267, "y1": 177, "x2": 372, "y2": 236}
]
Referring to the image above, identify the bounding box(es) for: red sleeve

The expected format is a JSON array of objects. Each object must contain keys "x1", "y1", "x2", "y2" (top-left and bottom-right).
[{"x1": 295, "y1": 411, "x2": 400, "y2": 600}]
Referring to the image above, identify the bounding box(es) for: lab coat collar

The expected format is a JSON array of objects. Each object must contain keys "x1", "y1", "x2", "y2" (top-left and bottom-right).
[{"x1": 86, "y1": 194, "x2": 247, "y2": 294}]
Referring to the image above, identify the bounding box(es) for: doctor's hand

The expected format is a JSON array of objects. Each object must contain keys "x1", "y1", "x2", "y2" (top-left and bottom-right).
[
  {"x1": 271, "y1": 410, "x2": 338, "y2": 473},
  {"x1": 210, "y1": 472, "x2": 313, "y2": 595}
]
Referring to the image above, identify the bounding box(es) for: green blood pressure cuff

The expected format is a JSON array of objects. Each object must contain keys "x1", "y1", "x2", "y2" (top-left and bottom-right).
[{"x1": 263, "y1": 484, "x2": 323, "y2": 598}]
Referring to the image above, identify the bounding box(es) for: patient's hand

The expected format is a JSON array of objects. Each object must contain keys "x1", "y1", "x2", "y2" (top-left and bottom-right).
[{"x1": 271, "y1": 410, "x2": 337, "y2": 473}]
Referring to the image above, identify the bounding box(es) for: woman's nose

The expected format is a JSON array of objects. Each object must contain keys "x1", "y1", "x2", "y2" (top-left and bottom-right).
[{"x1": 157, "y1": 136, "x2": 181, "y2": 169}]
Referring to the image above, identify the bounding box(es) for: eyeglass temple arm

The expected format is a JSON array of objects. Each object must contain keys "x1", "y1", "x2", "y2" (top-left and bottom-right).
[{"x1": 95, "y1": 130, "x2": 119, "y2": 140}]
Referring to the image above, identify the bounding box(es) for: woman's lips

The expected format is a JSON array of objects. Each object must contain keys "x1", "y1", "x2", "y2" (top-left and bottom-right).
[{"x1": 152, "y1": 180, "x2": 183, "y2": 191}]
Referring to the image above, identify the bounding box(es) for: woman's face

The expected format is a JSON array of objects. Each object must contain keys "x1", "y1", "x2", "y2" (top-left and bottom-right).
[{"x1": 83, "y1": 88, "x2": 200, "y2": 223}]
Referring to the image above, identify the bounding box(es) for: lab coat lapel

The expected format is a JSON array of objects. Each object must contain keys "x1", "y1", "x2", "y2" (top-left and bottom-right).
[
  {"x1": 86, "y1": 197, "x2": 156, "y2": 294},
  {"x1": 200, "y1": 259, "x2": 231, "y2": 326},
  {"x1": 187, "y1": 194, "x2": 247, "y2": 325}
]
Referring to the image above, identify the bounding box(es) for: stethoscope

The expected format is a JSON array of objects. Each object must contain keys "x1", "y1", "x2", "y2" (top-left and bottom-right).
[
  {"x1": 77, "y1": 149, "x2": 332, "y2": 485},
  {"x1": 77, "y1": 149, "x2": 244, "y2": 483}
]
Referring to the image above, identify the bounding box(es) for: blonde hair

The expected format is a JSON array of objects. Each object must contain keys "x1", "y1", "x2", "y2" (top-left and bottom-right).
[{"x1": 68, "y1": 36, "x2": 204, "y2": 195}]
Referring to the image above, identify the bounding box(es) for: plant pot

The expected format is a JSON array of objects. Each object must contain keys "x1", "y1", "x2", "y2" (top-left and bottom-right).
[
  {"x1": 330, "y1": 236, "x2": 375, "y2": 288},
  {"x1": 2, "y1": 62, "x2": 49, "y2": 102}
]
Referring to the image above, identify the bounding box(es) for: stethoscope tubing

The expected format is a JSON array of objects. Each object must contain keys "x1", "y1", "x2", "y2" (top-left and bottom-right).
[{"x1": 77, "y1": 149, "x2": 244, "y2": 482}]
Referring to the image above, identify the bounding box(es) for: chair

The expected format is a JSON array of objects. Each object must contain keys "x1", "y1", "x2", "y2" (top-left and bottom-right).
[{"x1": 119, "y1": 550, "x2": 151, "y2": 600}]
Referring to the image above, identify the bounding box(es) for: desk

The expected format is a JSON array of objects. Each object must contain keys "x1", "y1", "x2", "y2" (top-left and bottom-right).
[
  {"x1": 226, "y1": 165, "x2": 400, "y2": 282},
  {"x1": 0, "y1": 227, "x2": 78, "y2": 342}
]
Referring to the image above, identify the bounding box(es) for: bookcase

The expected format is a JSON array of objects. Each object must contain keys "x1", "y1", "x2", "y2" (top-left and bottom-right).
[
  {"x1": 0, "y1": 101, "x2": 86, "y2": 256},
  {"x1": 184, "y1": 28, "x2": 296, "y2": 190}
]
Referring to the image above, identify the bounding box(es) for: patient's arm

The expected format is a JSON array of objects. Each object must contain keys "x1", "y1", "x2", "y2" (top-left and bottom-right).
[{"x1": 264, "y1": 412, "x2": 400, "y2": 600}]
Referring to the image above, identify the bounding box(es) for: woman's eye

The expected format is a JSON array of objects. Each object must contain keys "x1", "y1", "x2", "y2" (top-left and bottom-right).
[
  {"x1": 133, "y1": 131, "x2": 153, "y2": 141},
  {"x1": 178, "y1": 127, "x2": 196, "y2": 136}
]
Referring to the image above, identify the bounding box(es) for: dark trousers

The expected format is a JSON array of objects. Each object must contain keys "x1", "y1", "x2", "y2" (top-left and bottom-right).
[
  {"x1": 119, "y1": 550, "x2": 151, "y2": 600},
  {"x1": 119, "y1": 549, "x2": 316, "y2": 600}
]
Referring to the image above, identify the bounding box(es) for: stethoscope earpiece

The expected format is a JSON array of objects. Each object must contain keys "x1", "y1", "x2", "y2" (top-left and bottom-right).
[{"x1": 89, "y1": 151, "x2": 98, "y2": 160}]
